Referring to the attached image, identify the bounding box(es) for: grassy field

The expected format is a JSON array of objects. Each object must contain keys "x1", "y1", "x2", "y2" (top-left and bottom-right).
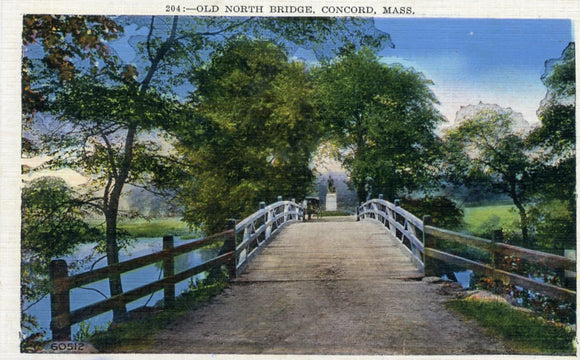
[
  {"x1": 447, "y1": 299, "x2": 576, "y2": 354},
  {"x1": 462, "y1": 204, "x2": 520, "y2": 235},
  {"x1": 87, "y1": 217, "x2": 200, "y2": 238},
  {"x1": 118, "y1": 217, "x2": 200, "y2": 238}
]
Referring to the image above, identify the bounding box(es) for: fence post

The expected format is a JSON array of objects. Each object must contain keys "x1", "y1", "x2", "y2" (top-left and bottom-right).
[
  {"x1": 564, "y1": 249, "x2": 576, "y2": 290},
  {"x1": 226, "y1": 219, "x2": 237, "y2": 279},
  {"x1": 422, "y1": 215, "x2": 436, "y2": 276},
  {"x1": 49, "y1": 259, "x2": 71, "y2": 341},
  {"x1": 491, "y1": 229, "x2": 503, "y2": 288},
  {"x1": 163, "y1": 235, "x2": 175, "y2": 308},
  {"x1": 491, "y1": 229, "x2": 503, "y2": 270}
]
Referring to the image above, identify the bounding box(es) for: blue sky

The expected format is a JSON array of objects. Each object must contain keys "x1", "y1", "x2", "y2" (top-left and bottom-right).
[
  {"x1": 112, "y1": 17, "x2": 573, "y2": 128},
  {"x1": 374, "y1": 18, "x2": 573, "y2": 126}
]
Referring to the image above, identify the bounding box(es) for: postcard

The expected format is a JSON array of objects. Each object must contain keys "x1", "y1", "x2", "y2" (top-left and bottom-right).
[{"x1": 2, "y1": 0, "x2": 578, "y2": 358}]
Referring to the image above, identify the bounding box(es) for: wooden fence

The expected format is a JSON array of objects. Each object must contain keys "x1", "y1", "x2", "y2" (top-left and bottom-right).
[
  {"x1": 358, "y1": 198, "x2": 576, "y2": 303},
  {"x1": 49, "y1": 199, "x2": 303, "y2": 341}
]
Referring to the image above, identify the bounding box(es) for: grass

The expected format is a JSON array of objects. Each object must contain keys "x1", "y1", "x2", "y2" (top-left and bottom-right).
[
  {"x1": 89, "y1": 275, "x2": 229, "y2": 352},
  {"x1": 446, "y1": 298, "x2": 576, "y2": 354},
  {"x1": 462, "y1": 204, "x2": 520, "y2": 234},
  {"x1": 319, "y1": 210, "x2": 353, "y2": 217},
  {"x1": 87, "y1": 217, "x2": 200, "y2": 238}
]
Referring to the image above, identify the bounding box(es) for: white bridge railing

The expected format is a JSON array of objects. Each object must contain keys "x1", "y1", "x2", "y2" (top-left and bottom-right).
[
  {"x1": 234, "y1": 199, "x2": 304, "y2": 275},
  {"x1": 357, "y1": 198, "x2": 424, "y2": 272}
]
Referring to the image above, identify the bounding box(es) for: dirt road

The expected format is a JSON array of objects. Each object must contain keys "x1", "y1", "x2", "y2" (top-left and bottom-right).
[{"x1": 148, "y1": 217, "x2": 508, "y2": 354}]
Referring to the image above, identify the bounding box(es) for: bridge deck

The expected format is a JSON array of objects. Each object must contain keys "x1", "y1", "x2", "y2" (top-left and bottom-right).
[
  {"x1": 240, "y1": 216, "x2": 421, "y2": 282},
  {"x1": 150, "y1": 217, "x2": 508, "y2": 354}
]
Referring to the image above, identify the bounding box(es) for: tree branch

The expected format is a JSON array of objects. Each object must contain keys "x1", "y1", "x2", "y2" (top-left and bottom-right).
[
  {"x1": 147, "y1": 16, "x2": 155, "y2": 62},
  {"x1": 102, "y1": 133, "x2": 119, "y2": 178}
]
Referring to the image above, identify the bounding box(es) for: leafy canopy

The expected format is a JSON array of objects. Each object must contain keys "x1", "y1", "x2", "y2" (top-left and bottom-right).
[
  {"x1": 444, "y1": 105, "x2": 535, "y2": 242},
  {"x1": 176, "y1": 38, "x2": 320, "y2": 233},
  {"x1": 313, "y1": 47, "x2": 444, "y2": 201}
]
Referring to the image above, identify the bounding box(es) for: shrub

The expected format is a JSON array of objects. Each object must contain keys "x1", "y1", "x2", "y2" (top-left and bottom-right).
[{"x1": 401, "y1": 196, "x2": 464, "y2": 230}]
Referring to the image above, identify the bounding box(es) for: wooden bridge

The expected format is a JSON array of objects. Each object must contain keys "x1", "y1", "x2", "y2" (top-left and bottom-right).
[{"x1": 49, "y1": 199, "x2": 576, "y2": 354}]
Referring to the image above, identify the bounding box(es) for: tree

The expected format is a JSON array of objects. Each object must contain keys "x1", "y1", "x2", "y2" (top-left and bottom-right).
[
  {"x1": 313, "y1": 47, "x2": 444, "y2": 201},
  {"x1": 528, "y1": 43, "x2": 575, "y2": 202},
  {"x1": 176, "y1": 38, "x2": 320, "y2": 233},
  {"x1": 21, "y1": 177, "x2": 102, "y2": 350},
  {"x1": 526, "y1": 43, "x2": 575, "y2": 251},
  {"x1": 444, "y1": 105, "x2": 535, "y2": 243},
  {"x1": 22, "y1": 15, "x2": 123, "y2": 121}
]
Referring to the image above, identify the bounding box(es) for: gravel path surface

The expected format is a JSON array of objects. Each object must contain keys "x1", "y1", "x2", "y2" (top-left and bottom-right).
[{"x1": 146, "y1": 217, "x2": 509, "y2": 354}]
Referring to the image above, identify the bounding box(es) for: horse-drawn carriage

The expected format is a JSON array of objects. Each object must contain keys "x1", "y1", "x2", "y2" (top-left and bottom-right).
[{"x1": 303, "y1": 196, "x2": 322, "y2": 221}]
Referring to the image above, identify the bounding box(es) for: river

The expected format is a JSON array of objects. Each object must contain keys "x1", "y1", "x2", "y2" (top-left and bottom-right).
[{"x1": 23, "y1": 236, "x2": 218, "y2": 340}]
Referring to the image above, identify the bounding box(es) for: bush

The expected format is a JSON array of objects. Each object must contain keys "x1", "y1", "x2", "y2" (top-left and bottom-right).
[{"x1": 401, "y1": 196, "x2": 464, "y2": 230}]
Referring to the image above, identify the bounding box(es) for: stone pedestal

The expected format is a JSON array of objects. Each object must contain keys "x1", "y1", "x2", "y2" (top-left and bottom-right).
[{"x1": 326, "y1": 193, "x2": 337, "y2": 211}]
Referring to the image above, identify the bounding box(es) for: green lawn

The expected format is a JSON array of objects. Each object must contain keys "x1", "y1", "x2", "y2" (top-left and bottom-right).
[
  {"x1": 462, "y1": 204, "x2": 520, "y2": 235},
  {"x1": 87, "y1": 217, "x2": 200, "y2": 238},
  {"x1": 447, "y1": 299, "x2": 576, "y2": 354},
  {"x1": 118, "y1": 217, "x2": 199, "y2": 238}
]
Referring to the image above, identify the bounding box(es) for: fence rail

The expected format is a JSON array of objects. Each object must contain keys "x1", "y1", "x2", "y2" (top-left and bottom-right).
[
  {"x1": 49, "y1": 199, "x2": 303, "y2": 341},
  {"x1": 358, "y1": 198, "x2": 576, "y2": 303}
]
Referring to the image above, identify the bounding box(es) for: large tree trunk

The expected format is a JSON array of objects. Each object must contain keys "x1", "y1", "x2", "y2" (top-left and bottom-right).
[
  {"x1": 101, "y1": 17, "x2": 180, "y2": 323},
  {"x1": 508, "y1": 180, "x2": 530, "y2": 244},
  {"x1": 105, "y1": 207, "x2": 126, "y2": 322},
  {"x1": 104, "y1": 125, "x2": 137, "y2": 323},
  {"x1": 513, "y1": 200, "x2": 530, "y2": 244}
]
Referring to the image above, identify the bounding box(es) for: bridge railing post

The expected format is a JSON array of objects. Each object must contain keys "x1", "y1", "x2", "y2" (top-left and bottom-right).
[
  {"x1": 422, "y1": 215, "x2": 436, "y2": 276},
  {"x1": 163, "y1": 235, "x2": 176, "y2": 308},
  {"x1": 226, "y1": 219, "x2": 237, "y2": 279},
  {"x1": 49, "y1": 259, "x2": 71, "y2": 341}
]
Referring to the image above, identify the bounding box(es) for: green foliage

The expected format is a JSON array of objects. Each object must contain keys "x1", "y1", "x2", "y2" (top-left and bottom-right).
[
  {"x1": 525, "y1": 43, "x2": 576, "y2": 251},
  {"x1": 22, "y1": 15, "x2": 123, "y2": 121},
  {"x1": 21, "y1": 177, "x2": 102, "y2": 349},
  {"x1": 400, "y1": 196, "x2": 463, "y2": 230},
  {"x1": 176, "y1": 38, "x2": 320, "y2": 233},
  {"x1": 21, "y1": 177, "x2": 102, "y2": 302},
  {"x1": 22, "y1": 177, "x2": 101, "y2": 260},
  {"x1": 447, "y1": 299, "x2": 576, "y2": 354},
  {"x1": 528, "y1": 200, "x2": 576, "y2": 252},
  {"x1": 444, "y1": 106, "x2": 534, "y2": 242},
  {"x1": 73, "y1": 320, "x2": 112, "y2": 342},
  {"x1": 319, "y1": 210, "x2": 353, "y2": 217},
  {"x1": 528, "y1": 103, "x2": 575, "y2": 157},
  {"x1": 541, "y1": 42, "x2": 575, "y2": 101},
  {"x1": 313, "y1": 48, "x2": 444, "y2": 201},
  {"x1": 20, "y1": 313, "x2": 50, "y2": 352}
]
